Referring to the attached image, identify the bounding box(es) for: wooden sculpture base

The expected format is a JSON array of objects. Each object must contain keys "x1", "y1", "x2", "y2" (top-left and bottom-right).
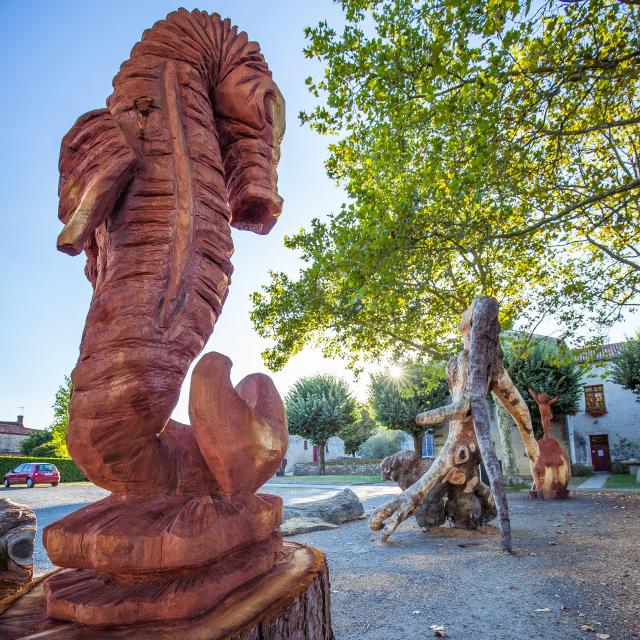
[
  {"x1": 43, "y1": 493, "x2": 283, "y2": 573},
  {"x1": 0, "y1": 543, "x2": 333, "y2": 640},
  {"x1": 529, "y1": 489, "x2": 570, "y2": 500}
]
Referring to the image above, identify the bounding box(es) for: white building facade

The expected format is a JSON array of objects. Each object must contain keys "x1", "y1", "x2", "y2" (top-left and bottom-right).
[
  {"x1": 283, "y1": 435, "x2": 346, "y2": 472},
  {"x1": 569, "y1": 343, "x2": 640, "y2": 471}
]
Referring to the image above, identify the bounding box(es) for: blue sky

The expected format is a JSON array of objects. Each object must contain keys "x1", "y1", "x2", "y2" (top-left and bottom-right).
[
  {"x1": 0, "y1": 1, "x2": 637, "y2": 431},
  {"x1": 0, "y1": 0, "x2": 359, "y2": 430}
]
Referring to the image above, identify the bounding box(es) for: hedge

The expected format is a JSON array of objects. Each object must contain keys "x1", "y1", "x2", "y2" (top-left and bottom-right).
[
  {"x1": 571, "y1": 463, "x2": 593, "y2": 477},
  {"x1": 0, "y1": 456, "x2": 86, "y2": 482}
]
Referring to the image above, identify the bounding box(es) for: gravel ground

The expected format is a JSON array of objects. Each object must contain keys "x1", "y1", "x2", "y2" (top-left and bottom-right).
[
  {"x1": 3, "y1": 483, "x2": 639, "y2": 639},
  {"x1": 293, "y1": 490, "x2": 640, "y2": 640}
]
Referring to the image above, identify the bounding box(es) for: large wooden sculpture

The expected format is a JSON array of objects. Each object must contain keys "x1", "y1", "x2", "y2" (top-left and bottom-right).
[
  {"x1": 370, "y1": 297, "x2": 569, "y2": 552},
  {"x1": 4, "y1": 10, "x2": 333, "y2": 634},
  {"x1": 528, "y1": 389, "x2": 571, "y2": 498}
]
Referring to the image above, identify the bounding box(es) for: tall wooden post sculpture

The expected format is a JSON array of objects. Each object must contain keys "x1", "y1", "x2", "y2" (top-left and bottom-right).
[
  {"x1": 528, "y1": 389, "x2": 571, "y2": 498},
  {"x1": 371, "y1": 297, "x2": 570, "y2": 552},
  {"x1": 0, "y1": 10, "x2": 332, "y2": 636}
]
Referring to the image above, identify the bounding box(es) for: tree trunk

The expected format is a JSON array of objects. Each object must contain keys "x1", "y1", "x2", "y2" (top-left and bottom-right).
[
  {"x1": 494, "y1": 400, "x2": 520, "y2": 485},
  {"x1": 412, "y1": 430, "x2": 424, "y2": 456},
  {"x1": 0, "y1": 543, "x2": 334, "y2": 640},
  {"x1": 318, "y1": 441, "x2": 326, "y2": 475}
]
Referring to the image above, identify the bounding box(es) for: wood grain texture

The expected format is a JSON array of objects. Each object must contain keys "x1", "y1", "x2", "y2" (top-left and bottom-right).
[
  {"x1": 43, "y1": 493, "x2": 283, "y2": 574},
  {"x1": 0, "y1": 543, "x2": 333, "y2": 640},
  {"x1": 43, "y1": 9, "x2": 301, "y2": 626},
  {"x1": 0, "y1": 500, "x2": 35, "y2": 602}
]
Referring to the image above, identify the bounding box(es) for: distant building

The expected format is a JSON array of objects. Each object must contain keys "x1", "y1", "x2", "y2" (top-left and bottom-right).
[
  {"x1": 568, "y1": 342, "x2": 640, "y2": 471},
  {"x1": 0, "y1": 414, "x2": 38, "y2": 454},
  {"x1": 284, "y1": 435, "x2": 346, "y2": 472}
]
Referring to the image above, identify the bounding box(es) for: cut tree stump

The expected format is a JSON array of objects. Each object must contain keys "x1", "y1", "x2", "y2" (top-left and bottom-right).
[
  {"x1": 0, "y1": 542, "x2": 333, "y2": 640},
  {"x1": 0, "y1": 499, "x2": 35, "y2": 603}
]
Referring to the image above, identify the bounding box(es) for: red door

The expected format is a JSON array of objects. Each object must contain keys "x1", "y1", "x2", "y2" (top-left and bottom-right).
[
  {"x1": 312, "y1": 445, "x2": 318, "y2": 463},
  {"x1": 590, "y1": 435, "x2": 611, "y2": 472}
]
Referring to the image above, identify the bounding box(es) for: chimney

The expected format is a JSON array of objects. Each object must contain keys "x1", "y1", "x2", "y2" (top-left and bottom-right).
[{"x1": 16, "y1": 414, "x2": 23, "y2": 425}]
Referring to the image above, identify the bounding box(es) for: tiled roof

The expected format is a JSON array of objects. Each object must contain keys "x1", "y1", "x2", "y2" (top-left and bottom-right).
[
  {"x1": 575, "y1": 342, "x2": 623, "y2": 363},
  {"x1": 0, "y1": 422, "x2": 37, "y2": 436}
]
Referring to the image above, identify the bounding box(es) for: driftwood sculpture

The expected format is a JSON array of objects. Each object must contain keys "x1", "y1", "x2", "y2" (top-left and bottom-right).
[
  {"x1": 0, "y1": 499, "x2": 35, "y2": 602},
  {"x1": 528, "y1": 389, "x2": 571, "y2": 498},
  {"x1": 371, "y1": 297, "x2": 566, "y2": 552},
  {"x1": 16, "y1": 10, "x2": 334, "y2": 635}
]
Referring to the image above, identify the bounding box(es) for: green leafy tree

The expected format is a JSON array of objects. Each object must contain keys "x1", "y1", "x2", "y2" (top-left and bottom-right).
[
  {"x1": 611, "y1": 336, "x2": 640, "y2": 402},
  {"x1": 50, "y1": 376, "x2": 72, "y2": 458},
  {"x1": 19, "y1": 428, "x2": 53, "y2": 456},
  {"x1": 285, "y1": 374, "x2": 357, "y2": 474},
  {"x1": 504, "y1": 342, "x2": 582, "y2": 439},
  {"x1": 369, "y1": 362, "x2": 448, "y2": 454},
  {"x1": 251, "y1": 0, "x2": 638, "y2": 371},
  {"x1": 340, "y1": 406, "x2": 377, "y2": 455}
]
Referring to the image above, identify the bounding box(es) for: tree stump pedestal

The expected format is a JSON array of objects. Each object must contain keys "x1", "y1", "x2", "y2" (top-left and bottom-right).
[{"x1": 0, "y1": 543, "x2": 333, "y2": 640}]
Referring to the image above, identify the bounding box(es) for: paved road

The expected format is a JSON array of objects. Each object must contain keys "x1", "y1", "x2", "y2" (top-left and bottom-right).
[{"x1": 1, "y1": 481, "x2": 400, "y2": 575}]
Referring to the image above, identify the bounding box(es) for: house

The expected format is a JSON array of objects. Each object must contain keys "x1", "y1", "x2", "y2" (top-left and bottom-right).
[
  {"x1": 284, "y1": 435, "x2": 346, "y2": 472},
  {"x1": 568, "y1": 342, "x2": 640, "y2": 471},
  {"x1": 0, "y1": 415, "x2": 38, "y2": 454}
]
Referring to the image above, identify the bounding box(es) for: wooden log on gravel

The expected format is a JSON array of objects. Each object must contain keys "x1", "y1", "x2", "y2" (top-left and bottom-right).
[
  {"x1": 0, "y1": 542, "x2": 334, "y2": 640},
  {"x1": 284, "y1": 488, "x2": 364, "y2": 524},
  {"x1": 0, "y1": 499, "x2": 35, "y2": 603}
]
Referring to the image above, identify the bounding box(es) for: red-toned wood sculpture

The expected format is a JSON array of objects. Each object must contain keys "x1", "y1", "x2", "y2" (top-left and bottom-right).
[
  {"x1": 370, "y1": 297, "x2": 571, "y2": 552},
  {"x1": 29, "y1": 10, "x2": 332, "y2": 634},
  {"x1": 528, "y1": 389, "x2": 571, "y2": 499}
]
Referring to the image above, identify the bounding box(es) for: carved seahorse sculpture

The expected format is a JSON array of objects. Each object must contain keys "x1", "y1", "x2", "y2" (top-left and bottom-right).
[{"x1": 42, "y1": 9, "x2": 289, "y2": 625}]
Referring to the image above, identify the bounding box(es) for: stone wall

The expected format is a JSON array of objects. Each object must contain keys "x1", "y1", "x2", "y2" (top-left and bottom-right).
[{"x1": 293, "y1": 460, "x2": 382, "y2": 476}]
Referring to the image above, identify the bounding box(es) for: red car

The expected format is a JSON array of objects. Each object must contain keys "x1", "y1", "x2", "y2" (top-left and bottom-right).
[{"x1": 3, "y1": 463, "x2": 60, "y2": 488}]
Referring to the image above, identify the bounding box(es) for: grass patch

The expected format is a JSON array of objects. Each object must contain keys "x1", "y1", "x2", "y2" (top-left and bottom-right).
[
  {"x1": 504, "y1": 484, "x2": 529, "y2": 493},
  {"x1": 605, "y1": 473, "x2": 639, "y2": 489},
  {"x1": 267, "y1": 475, "x2": 382, "y2": 485}
]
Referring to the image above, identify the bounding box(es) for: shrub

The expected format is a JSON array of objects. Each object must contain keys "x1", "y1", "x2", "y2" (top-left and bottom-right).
[
  {"x1": 0, "y1": 456, "x2": 85, "y2": 482},
  {"x1": 358, "y1": 428, "x2": 405, "y2": 459},
  {"x1": 571, "y1": 463, "x2": 593, "y2": 477},
  {"x1": 31, "y1": 442, "x2": 58, "y2": 457}
]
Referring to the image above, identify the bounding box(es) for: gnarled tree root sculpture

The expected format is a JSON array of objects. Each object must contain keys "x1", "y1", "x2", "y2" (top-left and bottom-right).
[
  {"x1": 371, "y1": 297, "x2": 571, "y2": 552},
  {"x1": 380, "y1": 450, "x2": 497, "y2": 530},
  {"x1": 0, "y1": 10, "x2": 332, "y2": 635}
]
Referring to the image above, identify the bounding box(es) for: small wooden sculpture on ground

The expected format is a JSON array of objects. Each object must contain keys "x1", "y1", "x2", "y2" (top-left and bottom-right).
[
  {"x1": 528, "y1": 389, "x2": 571, "y2": 499},
  {"x1": 0, "y1": 499, "x2": 35, "y2": 603},
  {"x1": 371, "y1": 297, "x2": 571, "y2": 552},
  {"x1": 0, "y1": 10, "x2": 333, "y2": 638}
]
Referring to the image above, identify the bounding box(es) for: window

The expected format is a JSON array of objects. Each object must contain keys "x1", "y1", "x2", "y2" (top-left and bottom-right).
[
  {"x1": 584, "y1": 384, "x2": 606, "y2": 414},
  {"x1": 303, "y1": 440, "x2": 308, "y2": 450},
  {"x1": 422, "y1": 433, "x2": 435, "y2": 457},
  {"x1": 37, "y1": 464, "x2": 56, "y2": 471}
]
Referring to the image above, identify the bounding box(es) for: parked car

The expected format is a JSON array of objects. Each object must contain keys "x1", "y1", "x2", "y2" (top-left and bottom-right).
[{"x1": 3, "y1": 463, "x2": 60, "y2": 488}]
